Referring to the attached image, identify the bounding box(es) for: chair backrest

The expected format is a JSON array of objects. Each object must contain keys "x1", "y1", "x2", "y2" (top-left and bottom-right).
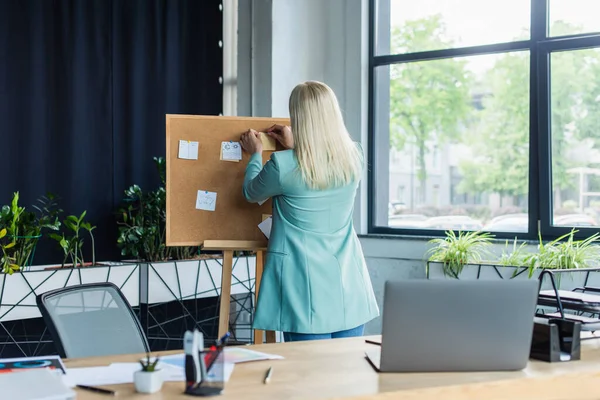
[{"x1": 36, "y1": 282, "x2": 149, "y2": 358}]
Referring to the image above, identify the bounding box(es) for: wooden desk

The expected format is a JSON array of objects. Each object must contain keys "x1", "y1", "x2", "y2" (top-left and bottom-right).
[{"x1": 68, "y1": 335, "x2": 600, "y2": 399}]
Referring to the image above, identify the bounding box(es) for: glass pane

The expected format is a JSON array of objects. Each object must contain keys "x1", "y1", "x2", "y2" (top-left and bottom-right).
[
  {"x1": 550, "y1": 47, "x2": 600, "y2": 228},
  {"x1": 376, "y1": 0, "x2": 530, "y2": 55},
  {"x1": 373, "y1": 52, "x2": 530, "y2": 232},
  {"x1": 549, "y1": 0, "x2": 600, "y2": 37}
]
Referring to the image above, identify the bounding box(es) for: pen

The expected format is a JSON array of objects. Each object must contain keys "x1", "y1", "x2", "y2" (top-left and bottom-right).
[
  {"x1": 216, "y1": 332, "x2": 230, "y2": 347},
  {"x1": 263, "y1": 366, "x2": 273, "y2": 384},
  {"x1": 76, "y1": 384, "x2": 116, "y2": 396}
]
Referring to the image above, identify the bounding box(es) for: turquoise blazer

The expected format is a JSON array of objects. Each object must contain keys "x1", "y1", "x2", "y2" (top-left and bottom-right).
[{"x1": 243, "y1": 147, "x2": 379, "y2": 334}]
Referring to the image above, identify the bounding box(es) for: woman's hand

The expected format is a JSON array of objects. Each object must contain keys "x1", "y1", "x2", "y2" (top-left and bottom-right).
[
  {"x1": 266, "y1": 124, "x2": 294, "y2": 149},
  {"x1": 240, "y1": 129, "x2": 263, "y2": 154}
]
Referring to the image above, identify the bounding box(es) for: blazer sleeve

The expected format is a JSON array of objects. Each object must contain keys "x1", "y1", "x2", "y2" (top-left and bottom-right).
[{"x1": 242, "y1": 152, "x2": 283, "y2": 203}]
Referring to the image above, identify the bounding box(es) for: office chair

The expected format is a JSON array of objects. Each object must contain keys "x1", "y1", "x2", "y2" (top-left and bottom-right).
[{"x1": 36, "y1": 282, "x2": 149, "y2": 358}]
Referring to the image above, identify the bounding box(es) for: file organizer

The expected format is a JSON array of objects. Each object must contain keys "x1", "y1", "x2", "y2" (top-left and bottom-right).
[{"x1": 531, "y1": 269, "x2": 592, "y2": 362}]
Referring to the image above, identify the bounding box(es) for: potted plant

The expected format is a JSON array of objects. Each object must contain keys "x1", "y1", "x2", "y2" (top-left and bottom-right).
[
  {"x1": 134, "y1": 353, "x2": 163, "y2": 394},
  {"x1": 494, "y1": 237, "x2": 532, "y2": 279},
  {"x1": 426, "y1": 230, "x2": 494, "y2": 279},
  {"x1": 116, "y1": 157, "x2": 198, "y2": 262},
  {"x1": 524, "y1": 229, "x2": 600, "y2": 289},
  {"x1": 49, "y1": 211, "x2": 97, "y2": 268},
  {"x1": 0, "y1": 192, "x2": 62, "y2": 273},
  {"x1": 0, "y1": 228, "x2": 18, "y2": 274}
]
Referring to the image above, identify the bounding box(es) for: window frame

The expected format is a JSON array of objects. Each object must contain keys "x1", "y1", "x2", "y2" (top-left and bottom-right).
[{"x1": 368, "y1": 0, "x2": 600, "y2": 241}]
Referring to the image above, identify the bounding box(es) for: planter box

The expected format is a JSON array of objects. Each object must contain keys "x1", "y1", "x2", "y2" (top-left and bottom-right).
[
  {"x1": 138, "y1": 255, "x2": 258, "y2": 350},
  {"x1": 140, "y1": 255, "x2": 256, "y2": 304},
  {"x1": 0, "y1": 262, "x2": 140, "y2": 323},
  {"x1": 426, "y1": 262, "x2": 536, "y2": 281},
  {"x1": 427, "y1": 261, "x2": 600, "y2": 292},
  {"x1": 0, "y1": 254, "x2": 259, "y2": 356}
]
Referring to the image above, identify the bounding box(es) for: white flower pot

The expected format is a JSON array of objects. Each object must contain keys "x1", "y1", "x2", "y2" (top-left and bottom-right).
[{"x1": 134, "y1": 370, "x2": 163, "y2": 394}]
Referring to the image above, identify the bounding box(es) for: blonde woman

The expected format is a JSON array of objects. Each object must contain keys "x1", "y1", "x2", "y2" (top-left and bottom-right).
[{"x1": 239, "y1": 81, "x2": 379, "y2": 341}]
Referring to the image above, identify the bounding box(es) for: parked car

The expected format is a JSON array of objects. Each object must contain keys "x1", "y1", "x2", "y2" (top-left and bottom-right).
[
  {"x1": 554, "y1": 214, "x2": 598, "y2": 227},
  {"x1": 421, "y1": 215, "x2": 483, "y2": 231},
  {"x1": 388, "y1": 214, "x2": 428, "y2": 228},
  {"x1": 484, "y1": 213, "x2": 528, "y2": 232},
  {"x1": 388, "y1": 202, "x2": 407, "y2": 215}
]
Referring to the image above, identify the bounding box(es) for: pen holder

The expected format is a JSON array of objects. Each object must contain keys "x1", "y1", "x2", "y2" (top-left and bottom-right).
[{"x1": 185, "y1": 348, "x2": 225, "y2": 396}]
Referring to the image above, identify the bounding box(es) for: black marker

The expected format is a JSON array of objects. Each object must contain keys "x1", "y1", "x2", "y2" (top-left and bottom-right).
[{"x1": 76, "y1": 385, "x2": 116, "y2": 396}]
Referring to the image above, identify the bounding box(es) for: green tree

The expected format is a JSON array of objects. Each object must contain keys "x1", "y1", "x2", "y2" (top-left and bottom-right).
[
  {"x1": 389, "y1": 15, "x2": 472, "y2": 203},
  {"x1": 458, "y1": 21, "x2": 600, "y2": 205},
  {"x1": 457, "y1": 52, "x2": 530, "y2": 198}
]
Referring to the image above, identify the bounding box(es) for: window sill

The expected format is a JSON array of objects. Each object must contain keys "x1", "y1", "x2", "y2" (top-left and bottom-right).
[{"x1": 358, "y1": 233, "x2": 539, "y2": 245}]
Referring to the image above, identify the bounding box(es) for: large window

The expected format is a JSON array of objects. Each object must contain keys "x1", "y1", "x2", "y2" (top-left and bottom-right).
[{"x1": 369, "y1": 0, "x2": 600, "y2": 238}]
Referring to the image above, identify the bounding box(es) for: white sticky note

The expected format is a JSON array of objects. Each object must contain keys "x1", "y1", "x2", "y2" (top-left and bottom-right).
[
  {"x1": 188, "y1": 141, "x2": 199, "y2": 160},
  {"x1": 258, "y1": 216, "x2": 272, "y2": 239},
  {"x1": 196, "y1": 190, "x2": 217, "y2": 211},
  {"x1": 178, "y1": 140, "x2": 189, "y2": 159},
  {"x1": 221, "y1": 141, "x2": 242, "y2": 161},
  {"x1": 258, "y1": 199, "x2": 268, "y2": 206},
  {"x1": 178, "y1": 140, "x2": 199, "y2": 160}
]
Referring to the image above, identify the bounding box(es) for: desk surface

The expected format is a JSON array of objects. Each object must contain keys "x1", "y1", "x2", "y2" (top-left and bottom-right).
[{"x1": 67, "y1": 335, "x2": 600, "y2": 400}]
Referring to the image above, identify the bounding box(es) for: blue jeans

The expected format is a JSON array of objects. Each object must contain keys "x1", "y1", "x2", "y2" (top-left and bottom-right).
[{"x1": 283, "y1": 324, "x2": 365, "y2": 342}]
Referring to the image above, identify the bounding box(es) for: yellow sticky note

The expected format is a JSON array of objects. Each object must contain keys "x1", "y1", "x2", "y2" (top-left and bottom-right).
[{"x1": 260, "y1": 132, "x2": 276, "y2": 151}]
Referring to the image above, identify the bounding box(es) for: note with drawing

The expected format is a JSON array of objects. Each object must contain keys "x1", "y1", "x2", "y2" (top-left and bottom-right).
[
  {"x1": 196, "y1": 190, "x2": 217, "y2": 211},
  {"x1": 221, "y1": 141, "x2": 242, "y2": 161}
]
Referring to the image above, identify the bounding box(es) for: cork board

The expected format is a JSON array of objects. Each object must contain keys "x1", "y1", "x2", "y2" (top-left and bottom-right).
[{"x1": 165, "y1": 115, "x2": 290, "y2": 246}]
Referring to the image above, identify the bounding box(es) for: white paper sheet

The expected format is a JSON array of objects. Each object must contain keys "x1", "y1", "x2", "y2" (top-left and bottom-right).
[
  {"x1": 258, "y1": 198, "x2": 268, "y2": 206},
  {"x1": 63, "y1": 363, "x2": 188, "y2": 388},
  {"x1": 63, "y1": 365, "x2": 133, "y2": 387},
  {"x1": 196, "y1": 190, "x2": 217, "y2": 211},
  {"x1": 178, "y1": 140, "x2": 199, "y2": 160},
  {"x1": 258, "y1": 216, "x2": 272, "y2": 239}
]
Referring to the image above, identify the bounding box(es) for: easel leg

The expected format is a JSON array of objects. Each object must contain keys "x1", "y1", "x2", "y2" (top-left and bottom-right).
[
  {"x1": 253, "y1": 250, "x2": 264, "y2": 344},
  {"x1": 218, "y1": 250, "x2": 234, "y2": 338}
]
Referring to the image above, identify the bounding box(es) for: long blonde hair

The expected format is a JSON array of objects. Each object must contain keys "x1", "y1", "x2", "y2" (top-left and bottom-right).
[{"x1": 289, "y1": 81, "x2": 363, "y2": 190}]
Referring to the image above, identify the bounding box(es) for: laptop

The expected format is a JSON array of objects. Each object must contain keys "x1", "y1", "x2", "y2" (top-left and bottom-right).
[{"x1": 365, "y1": 279, "x2": 539, "y2": 372}]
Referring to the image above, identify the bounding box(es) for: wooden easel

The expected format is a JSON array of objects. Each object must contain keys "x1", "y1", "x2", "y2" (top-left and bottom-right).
[{"x1": 202, "y1": 240, "x2": 276, "y2": 344}]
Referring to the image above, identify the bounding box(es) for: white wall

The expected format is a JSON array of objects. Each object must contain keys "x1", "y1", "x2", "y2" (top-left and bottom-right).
[{"x1": 233, "y1": 0, "x2": 428, "y2": 335}]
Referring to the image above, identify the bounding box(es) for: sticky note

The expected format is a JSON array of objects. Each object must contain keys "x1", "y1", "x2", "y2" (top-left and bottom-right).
[
  {"x1": 187, "y1": 141, "x2": 199, "y2": 160},
  {"x1": 195, "y1": 190, "x2": 217, "y2": 211},
  {"x1": 259, "y1": 132, "x2": 276, "y2": 151},
  {"x1": 258, "y1": 216, "x2": 272, "y2": 239},
  {"x1": 178, "y1": 140, "x2": 199, "y2": 160},
  {"x1": 221, "y1": 141, "x2": 242, "y2": 161}
]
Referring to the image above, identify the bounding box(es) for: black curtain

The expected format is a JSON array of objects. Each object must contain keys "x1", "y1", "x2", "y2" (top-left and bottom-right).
[{"x1": 0, "y1": 0, "x2": 223, "y2": 263}]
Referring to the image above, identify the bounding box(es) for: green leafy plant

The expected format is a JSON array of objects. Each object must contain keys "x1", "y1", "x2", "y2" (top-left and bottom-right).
[
  {"x1": 117, "y1": 157, "x2": 198, "y2": 262},
  {"x1": 0, "y1": 192, "x2": 62, "y2": 273},
  {"x1": 117, "y1": 182, "x2": 168, "y2": 262},
  {"x1": 499, "y1": 237, "x2": 530, "y2": 267},
  {"x1": 0, "y1": 228, "x2": 19, "y2": 274},
  {"x1": 139, "y1": 353, "x2": 160, "y2": 372},
  {"x1": 524, "y1": 229, "x2": 600, "y2": 278},
  {"x1": 427, "y1": 230, "x2": 495, "y2": 278},
  {"x1": 50, "y1": 211, "x2": 96, "y2": 268}
]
